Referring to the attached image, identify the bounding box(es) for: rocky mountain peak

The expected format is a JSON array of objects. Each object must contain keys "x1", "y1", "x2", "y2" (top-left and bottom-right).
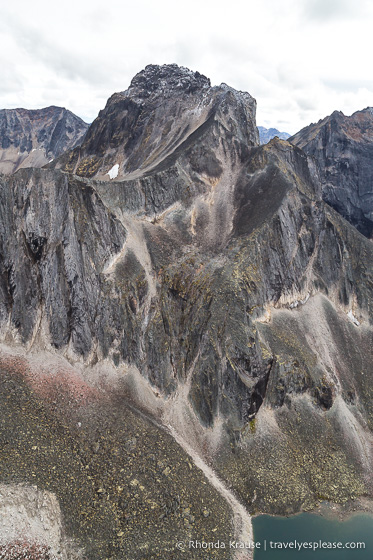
[
  {"x1": 126, "y1": 63, "x2": 211, "y2": 99},
  {"x1": 0, "y1": 106, "x2": 88, "y2": 174},
  {"x1": 290, "y1": 107, "x2": 373, "y2": 238},
  {"x1": 330, "y1": 109, "x2": 344, "y2": 119},
  {"x1": 353, "y1": 106, "x2": 373, "y2": 115},
  {"x1": 55, "y1": 64, "x2": 258, "y2": 179}
]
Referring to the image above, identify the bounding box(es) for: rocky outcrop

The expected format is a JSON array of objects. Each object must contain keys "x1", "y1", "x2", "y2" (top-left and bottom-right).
[
  {"x1": 0, "y1": 484, "x2": 83, "y2": 559},
  {"x1": 0, "y1": 107, "x2": 88, "y2": 174},
  {"x1": 257, "y1": 126, "x2": 290, "y2": 144},
  {"x1": 0, "y1": 65, "x2": 373, "y2": 557},
  {"x1": 289, "y1": 108, "x2": 373, "y2": 238}
]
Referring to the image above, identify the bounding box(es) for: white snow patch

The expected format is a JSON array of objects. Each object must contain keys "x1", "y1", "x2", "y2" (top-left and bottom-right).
[
  {"x1": 49, "y1": 158, "x2": 54, "y2": 163},
  {"x1": 301, "y1": 293, "x2": 310, "y2": 305},
  {"x1": 107, "y1": 164, "x2": 119, "y2": 179},
  {"x1": 347, "y1": 310, "x2": 360, "y2": 326},
  {"x1": 277, "y1": 290, "x2": 311, "y2": 310},
  {"x1": 289, "y1": 292, "x2": 310, "y2": 308}
]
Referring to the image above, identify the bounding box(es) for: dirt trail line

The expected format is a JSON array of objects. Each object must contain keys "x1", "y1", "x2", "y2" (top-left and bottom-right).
[{"x1": 124, "y1": 401, "x2": 254, "y2": 560}]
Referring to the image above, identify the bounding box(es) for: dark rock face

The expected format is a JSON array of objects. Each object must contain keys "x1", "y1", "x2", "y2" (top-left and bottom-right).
[
  {"x1": 1, "y1": 65, "x2": 373, "y2": 556},
  {"x1": 129, "y1": 63, "x2": 211, "y2": 97},
  {"x1": 289, "y1": 108, "x2": 373, "y2": 238},
  {"x1": 0, "y1": 168, "x2": 126, "y2": 354},
  {"x1": 54, "y1": 63, "x2": 258, "y2": 179},
  {"x1": 257, "y1": 125, "x2": 290, "y2": 144},
  {"x1": 0, "y1": 106, "x2": 88, "y2": 174}
]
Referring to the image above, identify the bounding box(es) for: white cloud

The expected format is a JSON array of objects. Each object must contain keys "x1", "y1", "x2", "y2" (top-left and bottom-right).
[
  {"x1": 0, "y1": 0, "x2": 372, "y2": 134},
  {"x1": 302, "y1": 0, "x2": 369, "y2": 21}
]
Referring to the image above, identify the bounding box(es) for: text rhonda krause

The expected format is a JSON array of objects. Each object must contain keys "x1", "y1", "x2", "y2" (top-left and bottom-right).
[
  {"x1": 188, "y1": 540, "x2": 366, "y2": 550},
  {"x1": 189, "y1": 541, "x2": 259, "y2": 549}
]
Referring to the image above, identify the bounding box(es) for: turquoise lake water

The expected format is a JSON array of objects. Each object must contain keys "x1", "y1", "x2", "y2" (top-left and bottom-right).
[{"x1": 252, "y1": 512, "x2": 373, "y2": 559}]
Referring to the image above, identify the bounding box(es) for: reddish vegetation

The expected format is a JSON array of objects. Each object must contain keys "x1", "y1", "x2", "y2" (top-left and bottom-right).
[
  {"x1": 0, "y1": 540, "x2": 52, "y2": 560},
  {"x1": 0, "y1": 350, "x2": 100, "y2": 407}
]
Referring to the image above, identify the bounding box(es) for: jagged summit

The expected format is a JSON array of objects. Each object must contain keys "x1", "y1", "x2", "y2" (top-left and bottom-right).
[
  {"x1": 102, "y1": 63, "x2": 212, "y2": 116},
  {"x1": 126, "y1": 63, "x2": 211, "y2": 98},
  {"x1": 55, "y1": 63, "x2": 258, "y2": 179}
]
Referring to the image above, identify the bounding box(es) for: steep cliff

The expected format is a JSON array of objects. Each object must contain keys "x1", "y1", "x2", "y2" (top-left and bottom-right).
[
  {"x1": 0, "y1": 106, "x2": 88, "y2": 174},
  {"x1": 289, "y1": 108, "x2": 373, "y2": 238},
  {"x1": 0, "y1": 65, "x2": 372, "y2": 558}
]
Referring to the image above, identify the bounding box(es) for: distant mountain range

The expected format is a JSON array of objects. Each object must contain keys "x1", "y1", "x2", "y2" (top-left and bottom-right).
[{"x1": 257, "y1": 125, "x2": 290, "y2": 144}]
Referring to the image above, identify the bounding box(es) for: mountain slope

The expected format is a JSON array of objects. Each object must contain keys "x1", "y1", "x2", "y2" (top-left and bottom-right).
[
  {"x1": 0, "y1": 65, "x2": 372, "y2": 558},
  {"x1": 0, "y1": 106, "x2": 89, "y2": 174},
  {"x1": 289, "y1": 107, "x2": 373, "y2": 238}
]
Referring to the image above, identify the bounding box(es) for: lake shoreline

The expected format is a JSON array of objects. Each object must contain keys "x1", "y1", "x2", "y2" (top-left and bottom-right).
[
  {"x1": 251, "y1": 496, "x2": 373, "y2": 523},
  {"x1": 251, "y1": 506, "x2": 373, "y2": 559}
]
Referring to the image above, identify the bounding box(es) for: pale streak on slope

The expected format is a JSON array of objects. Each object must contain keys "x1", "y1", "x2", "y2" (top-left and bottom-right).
[
  {"x1": 257, "y1": 294, "x2": 373, "y2": 476},
  {"x1": 333, "y1": 396, "x2": 373, "y2": 472},
  {"x1": 125, "y1": 394, "x2": 254, "y2": 560},
  {"x1": 205, "y1": 164, "x2": 239, "y2": 249},
  {"x1": 103, "y1": 213, "x2": 157, "y2": 301},
  {"x1": 166, "y1": 422, "x2": 254, "y2": 560},
  {"x1": 162, "y1": 356, "x2": 253, "y2": 559},
  {"x1": 0, "y1": 484, "x2": 83, "y2": 559},
  {"x1": 97, "y1": 101, "x2": 214, "y2": 182},
  {"x1": 189, "y1": 135, "x2": 242, "y2": 250}
]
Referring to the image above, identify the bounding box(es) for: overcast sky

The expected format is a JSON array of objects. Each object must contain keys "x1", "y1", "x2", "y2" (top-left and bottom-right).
[{"x1": 1, "y1": 0, "x2": 372, "y2": 134}]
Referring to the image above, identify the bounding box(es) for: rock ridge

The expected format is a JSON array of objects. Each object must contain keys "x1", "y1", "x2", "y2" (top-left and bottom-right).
[
  {"x1": 0, "y1": 106, "x2": 88, "y2": 174},
  {"x1": 289, "y1": 107, "x2": 373, "y2": 238}
]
